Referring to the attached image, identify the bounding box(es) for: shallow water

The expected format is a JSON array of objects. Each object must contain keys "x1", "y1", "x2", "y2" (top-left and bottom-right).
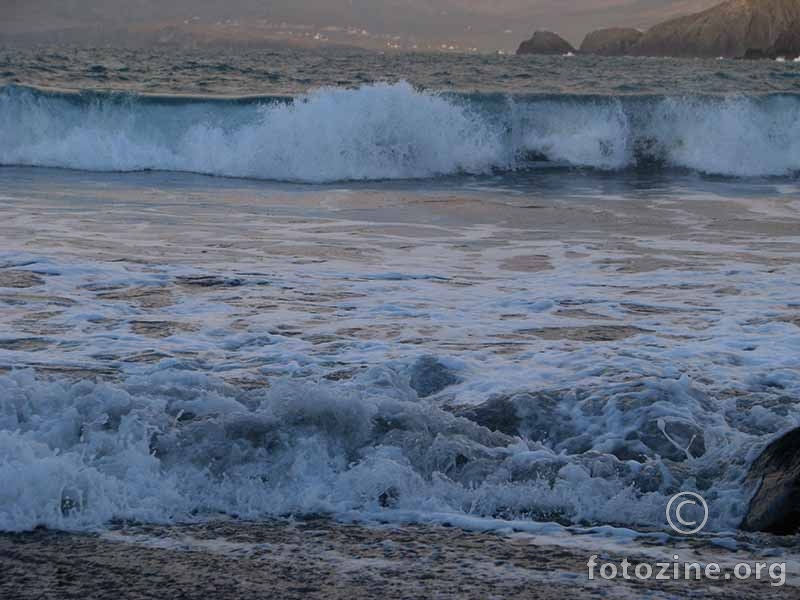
[
  {"x1": 1, "y1": 48, "x2": 799, "y2": 540},
  {"x1": 1, "y1": 166, "x2": 799, "y2": 537}
]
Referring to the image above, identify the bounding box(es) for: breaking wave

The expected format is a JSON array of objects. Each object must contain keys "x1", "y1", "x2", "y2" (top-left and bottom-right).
[
  {"x1": 0, "y1": 364, "x2": 789, "y2": 533},
  {"x1": 1, "y1": 82, "x2": 800, "y2": 181}
]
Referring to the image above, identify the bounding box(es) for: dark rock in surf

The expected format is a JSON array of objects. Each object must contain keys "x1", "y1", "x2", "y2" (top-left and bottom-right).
[
  {"x1": 516, "y1": 31, "x2": 575, "y2": 56},
  {"x1": 454, "y1": 396, "x2": 522, "y2": 436},
  {"x1": 742, "y1": 427, "x2": 800, "y2": 535},
  {"x1": 408, "y1": 355, "x2": 459, "y2": 398},
  {"x1": 580, "y1": 28, "x2": 643, "y2": 56},
  {"x1": 452, "y1": 391, "x2": 575, "y2": 442},
  {"x1": 512, "y1": 392, "x2": 577, "y2": 443}
]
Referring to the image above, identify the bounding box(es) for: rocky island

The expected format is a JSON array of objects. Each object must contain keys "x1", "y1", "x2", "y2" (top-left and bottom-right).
[
  {"x1": 517, "y1": 0, "x2": 800, "y2": 59},
  {"x1": 516, "y1": 31, "x2": 574, "y2": 55},
  {"x1": 579, "y1": 28, "x2": 643, "y2": 56}
]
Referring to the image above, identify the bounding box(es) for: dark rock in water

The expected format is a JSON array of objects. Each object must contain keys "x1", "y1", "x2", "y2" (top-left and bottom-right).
[
  {"x1": 580, "y1": 28, "x2": 643, "y2": 56},
  {"x1": 636, "y1": 418, "x2": 706, "y2": 462},
  {"x1": 609, "y1": 441, "x2": 650, "y2": 463},
  {"x1": 454, "y1": 396, "x2": 521, "y2": 436},
  {"x1": 516, "y1": 31, "x2": 575, "y2": 55},
  {"x1": 513, "y1": 392, "x2": 576, "y2": 444},
  {"x1": 453, "y1": 391, "x2": 576, "y2": 442},
  {"x1": 742, "y1": 427, "x2": 800, "y2": 535},
  {"x1": 408, "y1": 355, "x2": 458, "y2": 398}
]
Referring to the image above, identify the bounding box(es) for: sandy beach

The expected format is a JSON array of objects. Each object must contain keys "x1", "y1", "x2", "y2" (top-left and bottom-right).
[{"x1": 2, "y1": 518, "x2": 798, "y2": 599}]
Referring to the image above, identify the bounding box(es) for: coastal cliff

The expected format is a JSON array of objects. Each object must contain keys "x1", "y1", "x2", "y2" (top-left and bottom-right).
[
  {"x1": 630, "y1": 0, "x2": 800, "y2": 58},
  {"x1": 522, "y1": 0, "x2": 800, "y2": 59}
]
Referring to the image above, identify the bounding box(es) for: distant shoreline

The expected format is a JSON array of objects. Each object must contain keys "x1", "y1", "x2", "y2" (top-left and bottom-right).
[{"x1": 517, "y1": 0, "x2": 800, "y2": 60}]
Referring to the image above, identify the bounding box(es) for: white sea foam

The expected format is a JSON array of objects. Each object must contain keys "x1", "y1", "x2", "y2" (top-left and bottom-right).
[
  {"x1": 0, "y1": 368, "x2": 765, "y2": 533},
  {"x1": 1, "y1": 248, "x2": 799, "y2": 534},
  {"x1": 1, "y1": 179, "x2": 799, "y2": 535},
  {"x1": 0, "y1": 83, "x2": 505, "y2": 182},
  {"x1": 1, "y1": 83, "x2": 800, "y2": 180}
]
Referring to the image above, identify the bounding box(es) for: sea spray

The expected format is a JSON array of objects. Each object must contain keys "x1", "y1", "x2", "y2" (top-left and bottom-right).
[
  {"x1": 2, "y1": 83, "x2": 800, "y2": 180},
  {"x1": 0, "y1": 366, "x2": 768, "y2": 533}
]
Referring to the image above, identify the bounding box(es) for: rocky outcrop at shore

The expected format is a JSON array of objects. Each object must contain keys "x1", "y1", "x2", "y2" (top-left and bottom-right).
[
  {"x1": 579, "y1": 28, "x2": 643, "y2": 56},
  {"x1": 741, "y1": 427, "x2": 800, "y2": 535},
  {"x1": 630, "y1": 0, "x2": 800, "y2": 58},
  {"x1": 516, "y1": 31, "x2": 574, "y2": 55},
  {"x1": 408, "y1": 355, "x2": 459, "y2": 398}
]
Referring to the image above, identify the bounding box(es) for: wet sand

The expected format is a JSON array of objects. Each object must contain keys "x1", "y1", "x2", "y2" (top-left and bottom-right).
[{"x1": 1, "y1": 519, "x2": 797, "y2": 600}]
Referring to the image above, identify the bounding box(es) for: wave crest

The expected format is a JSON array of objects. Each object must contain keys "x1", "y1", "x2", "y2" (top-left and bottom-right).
[{"x1": 1, "y1": 83, "x2": 800, "y2": 180}]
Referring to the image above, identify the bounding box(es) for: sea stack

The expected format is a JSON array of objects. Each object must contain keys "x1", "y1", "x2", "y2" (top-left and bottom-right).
[
  {"x1": 579, "y1": 28, "x2": 643, "y2": 56},
  {"x1": 516, "y1": 31, "x2": 575, "y2": 55}
]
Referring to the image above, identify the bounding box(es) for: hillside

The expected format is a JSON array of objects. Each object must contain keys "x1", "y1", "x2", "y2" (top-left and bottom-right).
[{"x1": 630, "y1": 0, "x2": 800, "y2": 57}]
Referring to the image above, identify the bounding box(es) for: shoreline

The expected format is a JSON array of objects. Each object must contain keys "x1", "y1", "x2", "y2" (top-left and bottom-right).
[
  {"x1": 1, "y1": 519, "x2": 797, "y2": 599},
  {"x1": 1, "y1": 168, "x2": 799, "y2": 596}
]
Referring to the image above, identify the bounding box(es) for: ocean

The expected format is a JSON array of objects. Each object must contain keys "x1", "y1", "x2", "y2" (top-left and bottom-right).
[{"x1": 1, "y1": 46, "x2": 799, "y2": 556}]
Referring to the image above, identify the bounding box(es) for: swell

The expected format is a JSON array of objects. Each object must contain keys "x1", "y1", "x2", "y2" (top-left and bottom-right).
[{"x1": 2, "y1": 82, "x2": 800, "y2": 181}]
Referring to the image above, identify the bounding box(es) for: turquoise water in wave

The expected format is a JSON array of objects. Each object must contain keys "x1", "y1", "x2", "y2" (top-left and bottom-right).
[{"x1": 2, "y1": 47, "x2": 800, "y2": 181}]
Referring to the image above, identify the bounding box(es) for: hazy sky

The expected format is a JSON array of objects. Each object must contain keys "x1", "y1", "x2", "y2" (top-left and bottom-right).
[{"x1": 3, "y1": 1, "x2": 718, "y2": 47}]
